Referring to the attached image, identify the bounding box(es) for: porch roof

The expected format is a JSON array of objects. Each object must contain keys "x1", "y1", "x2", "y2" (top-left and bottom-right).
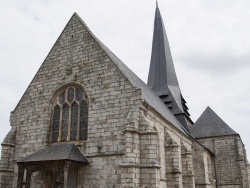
[{"x1": 16, "y1": 144, "x2": 88, "y2": 164}]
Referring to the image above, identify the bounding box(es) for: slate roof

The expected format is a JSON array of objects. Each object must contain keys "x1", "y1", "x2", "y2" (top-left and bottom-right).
[
  {"x1": 147, "y1": 4, "x2": 180, "y2": 95},
  {"x1": 74, "y1": 13, "x2": 190, "y2": 137},
  {"x1": 17, "y1": 144, "x2": 88, "y2": 163},
  {"x1": 146, "y1": 5, "x2": 189, "y2": 115},
  {"x1": 190, "y1": 106, "x2": 238, "y2": 138},
  {"x1": 146, "y1": 5, "x2": 192, "y2": 130}
]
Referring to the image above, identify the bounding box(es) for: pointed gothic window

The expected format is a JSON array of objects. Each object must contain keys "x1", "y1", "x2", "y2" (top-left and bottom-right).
[{"x1": 51, "y1": 86, "x2": 88, "y2": 142}]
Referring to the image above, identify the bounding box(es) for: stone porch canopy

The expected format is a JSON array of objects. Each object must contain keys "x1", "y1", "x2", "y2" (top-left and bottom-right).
[{"x1": 16, "y1": 144, "x2": 88, "y2": 188}]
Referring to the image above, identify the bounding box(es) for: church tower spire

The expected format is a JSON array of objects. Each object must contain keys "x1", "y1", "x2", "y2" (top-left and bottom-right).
[
  {"x1": 147, "y1": 3, "x2": 179, "y2": 94},
  {"x1": 147, "y1": 4, "x2": 193, "y2": 131}
]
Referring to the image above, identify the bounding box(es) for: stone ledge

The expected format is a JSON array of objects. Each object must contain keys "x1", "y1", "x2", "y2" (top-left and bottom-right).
[
  {"x1": 235, "y1": 158, "x2": 245, "y2": 161},
  {"x1": 166, "y1": 169, "x2": 182, "y2": 174},
  {"x1": 1, "y1": 143, "x2": 15, "y2": 147},
  {"x1": 120, "y1": 163, "x2": 161, "y2": 168},
  {"x1": 122, "y1": 128, "x2": 139, "y2": 134},
  {"x1": 139, "y1": 131, "x2": 158, "y2": 135},
  {"x1": 85, "y1": 152, "x2": 124, "y2": 158},
  {"x1": 181, "y1": 152, "x2": 193, "y2": 155},
  {"x1": 183, "y1": 173, "x2": 195, "y2": 177},
  {"x1": 165, "y1": 144, "x2": 179, "y2": 148},
  {"x1": 122, "y1": 128, "x2": 158, "y2": 135},
  {"x1": 0, "y1": 169, "x2": 14, "y2": 173},
  {"x1": 195, "y1": 183, "x2": 212, "y2": 185},
  {"x1": 160, "y1": 178, "x2": 168, "y2": 182}
]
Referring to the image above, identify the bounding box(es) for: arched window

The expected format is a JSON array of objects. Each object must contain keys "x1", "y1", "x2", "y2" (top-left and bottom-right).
[{"x1": 51, "y1": 86, "x2": 88, "y2": 142}]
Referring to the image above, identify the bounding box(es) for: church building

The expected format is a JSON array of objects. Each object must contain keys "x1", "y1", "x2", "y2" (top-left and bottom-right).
[{"x1": 0, "y1": 4, "x2": 250, "y2": 188}]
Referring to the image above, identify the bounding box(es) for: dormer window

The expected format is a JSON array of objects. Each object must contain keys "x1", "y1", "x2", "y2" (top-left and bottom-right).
[{"x1": 51, "y1": 85, "x2": 88, "y2": 142}]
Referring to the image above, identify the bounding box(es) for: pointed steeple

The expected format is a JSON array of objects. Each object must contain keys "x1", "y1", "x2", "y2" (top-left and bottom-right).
[
  {"x1": 190, "y1": 107, "x2": 238, "y2": 138},
  {"x1": 147, "y1": 4, "x2": 179, "y2": 93},
  {"x1": 147, "y1": 4, "x2": 193, "y2": 130}
]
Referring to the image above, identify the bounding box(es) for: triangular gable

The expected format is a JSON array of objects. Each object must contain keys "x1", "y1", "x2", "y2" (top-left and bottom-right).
[{"x1": 13, "y1": 12, "x2": 189, "y2": 137}]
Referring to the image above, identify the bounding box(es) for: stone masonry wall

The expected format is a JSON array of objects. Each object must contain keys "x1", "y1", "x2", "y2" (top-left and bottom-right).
[
  {"x1": 0, "y1": 114, "x2": 16, "y2": 187},
  {"x1": 193, "y1": 141, "x2": 215, "y2": 188},
  {"x1": 139, "y1": 105, "x2": 195, "y2": 188},
  {"x1": 2, "y1": 13, "x2": 142, "y2": 188},
  {"x1": 80, "y1": 155, "x2": 124, "y2": 188},
  {"x1": 198, "y1": 135, "x2": 250, "y2": 188},
  {"x1": 247, "y1": 164, "x2": 250, "y2": 187}
]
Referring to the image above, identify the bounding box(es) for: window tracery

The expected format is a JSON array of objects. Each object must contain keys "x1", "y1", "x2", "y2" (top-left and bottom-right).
[{"x1": 51, "y1": 85, "x2": 88, "y2": 142}]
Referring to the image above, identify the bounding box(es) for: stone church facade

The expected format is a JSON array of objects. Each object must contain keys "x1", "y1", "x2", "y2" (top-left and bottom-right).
[{"x1": 0, "y1": 5, "x2": 250, "y2": 188}]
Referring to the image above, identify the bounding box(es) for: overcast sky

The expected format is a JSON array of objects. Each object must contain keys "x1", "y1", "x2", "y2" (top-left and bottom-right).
[{"x1": 1, "y1": 0, "x2": 250, "y2": 158}]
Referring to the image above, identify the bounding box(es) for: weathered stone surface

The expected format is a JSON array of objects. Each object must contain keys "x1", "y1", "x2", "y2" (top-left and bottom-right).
[{"x1": 198, "y1": 135, "x2": 250, "y2": 188}]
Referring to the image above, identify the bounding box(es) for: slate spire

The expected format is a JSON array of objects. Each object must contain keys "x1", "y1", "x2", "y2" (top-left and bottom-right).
[
  {"x1": 147, "y1": 4, "x2": 179, "y2": 93},
  {"x1": 147, "y1": 4, "x2": 193, "y2": 130}
]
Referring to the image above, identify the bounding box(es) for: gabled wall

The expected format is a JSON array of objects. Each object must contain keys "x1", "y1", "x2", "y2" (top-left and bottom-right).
[{"x1": 0, "y1": 13, "x2": 143, "y2": 188}]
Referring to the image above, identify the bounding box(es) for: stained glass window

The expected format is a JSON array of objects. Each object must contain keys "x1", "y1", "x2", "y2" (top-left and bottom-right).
[
  {"x1": 68, "y1": 87, "x2": 74, "y2": 103},
  {"x1": 61, "y1": 104, "x2": 69, "y2": 141},
  {"x1": 52, "y1": 105, "x2": 60, "y2": 142},
  {"x1": 51, "y1": 85, "x2": 88, "y2": 142},
  {"x1": 80, "y1": 100, "x2": 88, "y2": 140},
  {"x1": 59, "y1": 91, "x2": 65, "y2": 105},
  {"x1": 76, "y1": 88, "x2": 83, "y2": 101},
  {"x1": 70, "y1": 103, "x2": 78, "y2": 140}
]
